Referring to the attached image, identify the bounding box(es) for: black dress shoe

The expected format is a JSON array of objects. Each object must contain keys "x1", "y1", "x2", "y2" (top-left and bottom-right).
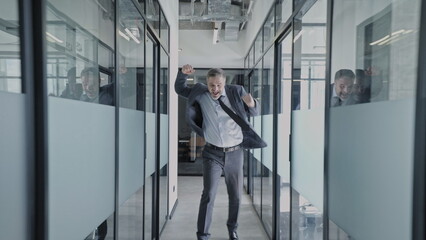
[{"x1": 229, "y1": 231, "x2": 238, "y2": 240}]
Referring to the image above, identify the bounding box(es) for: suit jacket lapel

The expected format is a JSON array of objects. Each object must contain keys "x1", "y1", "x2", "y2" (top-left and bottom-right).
[{"x1": 225, "y1": 86, "x2": 237, "y2": 111}]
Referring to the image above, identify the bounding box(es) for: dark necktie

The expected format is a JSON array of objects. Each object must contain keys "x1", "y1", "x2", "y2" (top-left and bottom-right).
[
  {"x1": 331, "y1": 96, "x2": 341, "y2": 107},
  {"x1": 217, "y1": 97, "x2": 250, "y2": 131}
]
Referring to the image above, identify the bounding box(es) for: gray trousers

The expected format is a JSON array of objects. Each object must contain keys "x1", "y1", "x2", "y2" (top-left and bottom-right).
[{"x1": 196, "y1": 145, "x2": 244, "y2": 240}]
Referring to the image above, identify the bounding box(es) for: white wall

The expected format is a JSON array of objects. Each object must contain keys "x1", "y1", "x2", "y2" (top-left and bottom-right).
[
  {"x1": 179, "y1": 30, "x2": 245, "y2": 68},
  {"x1": 159, "y1": 0, "x2": 179, "y2": 215}
]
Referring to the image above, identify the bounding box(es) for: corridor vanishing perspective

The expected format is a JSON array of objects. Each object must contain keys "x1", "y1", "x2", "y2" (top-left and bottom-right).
[{"x1": 161, "y1": 177, "x2": 268, "y2": 240}]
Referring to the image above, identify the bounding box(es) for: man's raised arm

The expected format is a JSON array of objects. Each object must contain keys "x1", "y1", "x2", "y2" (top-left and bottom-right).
[{"x1": 174, "y1": 64, "x2": 196, "y2": 98}]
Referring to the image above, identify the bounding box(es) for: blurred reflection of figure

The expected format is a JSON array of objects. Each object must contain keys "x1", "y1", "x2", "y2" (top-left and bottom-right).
[
  {"x1": 330, "y1": 69, "x2": 356, "y2": 107},
  {"x1": 60, "y1": 67, "x2": 82, "y2": 100},
  {"x1": 80, "y1": 67, "x2": 114, "y2": 105},
  {"x1": 353, "y1": 69, "x2": 371, "y2": 104},
  {"x1": 80, "y1": 67, "x2": 113, "y2": 240},
  {"x1": 118, "y1": 64, "x2": 138, "y2": 109}
]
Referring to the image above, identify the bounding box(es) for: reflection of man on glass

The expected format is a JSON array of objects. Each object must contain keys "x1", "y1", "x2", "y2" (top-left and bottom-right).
[
  {"x1": 60, "y1": 67, "x2": 82, "y2": 100},
  {"x1": 330, "y1": 69, "x2": 356, "y2": 107},
  {"x1": 80, "y1": 67, "x2": 114, "y2": 105},
  {"x1": 354, "y1": 69, "x2": 371, "y2": 104},
  {"x1": 175, "y1": 64, "x2": 263, "y2": 240},
  {"x1": 80, "y1": 67, "x2": 113, "y2": 240}
]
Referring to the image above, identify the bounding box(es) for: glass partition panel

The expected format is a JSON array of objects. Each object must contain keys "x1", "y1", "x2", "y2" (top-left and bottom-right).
[
  {"x1": 117, "y1": 0, "x2": 145, "y2": 238},
  {"x1": 278, "y1": 30, "x2": 292, "y2": 240},
  {"x1": 276, "y1": 0, "x2": 292, "y2": 32},
  {"x1": 291, "y1": 0, "x2": 326, "y2": 239},
  {"x1": 261, "y1": 45, "x2": 275, "y2": 237},
  {"x1": 159, "y1": 46, "x2": 169, "y2": 232},
  {"x1": 328, "y1": 0, "x2": 420, "y2": 239},
  {"x1": 0, "y1": 0, "x2": 20, "y2": 93},
  {"x1": 255, "y1": 31, "x2": 263, "y2": 63},
  {"x1": 263, "y1": 7, "x2": 275, "y2": 48},
  {"x1": 46, "y1": 0, "x2": 116, "y2": 239},
  {"x1": 250, "y1": 63, "x2": 262, "y2": 215},
  {"x1": 146, "y1": 0, "x2": 160, "y2": 34},
  {"x1": 0, "y1": 1, "x2": 26, "y2": 239},
  {"x1": 160, "y1": 10, "x2": 169, "y2": 51}
]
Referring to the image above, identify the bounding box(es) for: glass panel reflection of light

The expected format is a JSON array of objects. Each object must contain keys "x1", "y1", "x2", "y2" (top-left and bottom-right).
[{"x1": 0, "y1": 0, "x2": 21, "y2": 93}]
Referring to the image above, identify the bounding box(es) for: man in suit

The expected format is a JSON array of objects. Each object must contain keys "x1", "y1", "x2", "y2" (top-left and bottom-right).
[
  {"x1": 80, "y1": 67, "x2": 114, "y2": 106},
  {"x1": 175, "y1": 64, "x2": 262, "y2": 240},
  {"x1": 330, "y1": 69, "x2": 357, "y2": 107}
]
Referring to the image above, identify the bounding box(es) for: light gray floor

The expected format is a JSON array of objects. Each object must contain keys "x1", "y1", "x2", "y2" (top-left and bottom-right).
[{"x1": 160, "y1": 176, "x2": 269, "y2": 240}]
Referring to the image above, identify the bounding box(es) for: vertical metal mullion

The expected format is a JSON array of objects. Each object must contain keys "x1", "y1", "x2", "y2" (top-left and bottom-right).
[
  {"x1": 20, "y1": 0, "x2": 48, "y2": 239},
  {"x1": 272, "y1": 41, "x2": 281, "y2": 240},
  {"x1": 323, "y1": 0, "x2": 334, "y2": 239},
  {"x1": 288, "y1": 19, "x2": 297, "y2": 240},
  {"x1": 155, "y1": 39, "x2": 160, "y2": 240},
  {"x1": 412, "y1": 0, "x2": 426, "y2": 239},
  {"x1": 113, "y1": 0, "x2": 120, "y2": 239},
  {"x1": 142, "y1": 20, "x2": 147, "y2": 240}
]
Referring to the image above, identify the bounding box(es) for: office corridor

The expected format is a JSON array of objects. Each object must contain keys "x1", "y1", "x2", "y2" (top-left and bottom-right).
[{"x1": 161, "y1": 177, "x2": 268, "y2": 240}]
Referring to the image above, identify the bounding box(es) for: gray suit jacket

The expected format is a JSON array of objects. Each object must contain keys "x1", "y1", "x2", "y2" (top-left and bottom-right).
[{"x1": 174, "y1": 71, "x2": 267, "y2": 149}]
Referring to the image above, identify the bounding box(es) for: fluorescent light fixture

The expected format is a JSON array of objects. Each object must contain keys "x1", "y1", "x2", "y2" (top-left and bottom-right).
[
  {"x1": 46, "y1": 32, "x2": 63, "y2": 43},
  {"x1": 125, "y1": 28, "x2": 140, "y2": 44},
  {"x1": 119, "y1": 30, "x2": 130, "y2": 41},
  {"x1": 369, "y1": 35, "x2": 390, "y2": 46},
  {"x1": 392, "y1": 29, "x2": 405, "y2": 36}
]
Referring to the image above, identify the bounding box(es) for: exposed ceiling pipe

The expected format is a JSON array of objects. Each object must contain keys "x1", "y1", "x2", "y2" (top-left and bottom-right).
[{"x1": 212, "y1": 22, "x2": 222, "y2": 44}]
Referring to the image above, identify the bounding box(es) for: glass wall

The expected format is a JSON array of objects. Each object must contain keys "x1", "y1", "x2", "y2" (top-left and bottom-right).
[
  {"x1": 0, "y1": 0, "x2": 27, "y2": 239},
  {"x1": 117, "y1": 0, "x2": 145, "y2": 239},
  {"x1": 290, "y1": 1, "x2": 326, "y2": 239},
  {"x1": 276, "y1": 0, "x2": 292, "y2": 32},
  {"x1": 261, "y1": 44, "x2": 275, "y2": 237},
  {"x1": 327, "y1": 0, "x2": 421, "y2": 239},
  {"x1": 0, "y1": 0, "x2": 21, "y2": 93},
  {"x1": 46, "y1": 0, "x2": 116, "y2": 239},
  {"x1": 250, "y1": 64, "x2": 262, "y2": 216},
  {"x1": 159, "y1": 46, "x2": 169, "y2": 233},
  {"x1": 0, "y1": 0, "x2": 171, "y2": 238},
  {"x1": 277, "y1": 30, "x2": 292, "y2": 240}
]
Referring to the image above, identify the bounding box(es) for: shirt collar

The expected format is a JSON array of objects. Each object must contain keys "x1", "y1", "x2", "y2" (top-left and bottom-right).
[{"x1": 332, "y1": 84, "x2": 338, "y2": 98}]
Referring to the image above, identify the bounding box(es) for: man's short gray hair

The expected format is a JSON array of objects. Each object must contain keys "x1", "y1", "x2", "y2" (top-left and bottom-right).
[
  {"x1": 207, "y1": 68, "x2": 226, "y2": 79},
  {"x1": 334, "y1": 69, "x2": 355, "y2": 81}
]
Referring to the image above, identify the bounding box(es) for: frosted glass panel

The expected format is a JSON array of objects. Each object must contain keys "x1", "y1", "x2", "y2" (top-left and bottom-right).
[
  {"x1": 329, "y1": 100, "x2": 414, "y2": 239},
  {"x1": 160, "y1": 114, "x2": 169, "y2": 168},
  {"x1": 146, "y1": 112, "x2": 156, "y2": 175},
  {"x1": 119, "y1": 108, "x2": 145, "y2": 204},
  {"x1": 252, "y1": 115, "x2": 262, "y2": 160},
  {"x1": 277, "y1": 113, "x2": 290, "y2": 180},
  {"x1": 262, "y1": 114, "x2": 273, "y2": 171},
  {"x1": 48, "y1": 97, "x2": 115, "y2": 239},
  {"x1": 0, "y1": 93, "x2": 27, "y2": 240},
  {"x1": 291, "y1": 109, "x2": 324, "y2": 211}
]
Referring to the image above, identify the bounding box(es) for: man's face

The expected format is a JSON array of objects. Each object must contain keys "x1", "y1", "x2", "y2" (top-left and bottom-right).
[
  {"x1": 82, "y1": 73, "x2": 99, "y2": 99},
  {"x1": 334, "y1": 77, "x2": 354, "y2": 100},
  {"x1": 207, "y1": 76, "x2": 225, "y2": 100}
]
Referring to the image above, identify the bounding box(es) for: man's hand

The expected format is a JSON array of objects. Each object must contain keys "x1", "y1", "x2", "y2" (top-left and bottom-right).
[
  {"x1": 182, "y1": 64, "x2": 195, "y2": 75},
  {"x1": 242, "y1": 93, "x2": 255, "y2": 108}
]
